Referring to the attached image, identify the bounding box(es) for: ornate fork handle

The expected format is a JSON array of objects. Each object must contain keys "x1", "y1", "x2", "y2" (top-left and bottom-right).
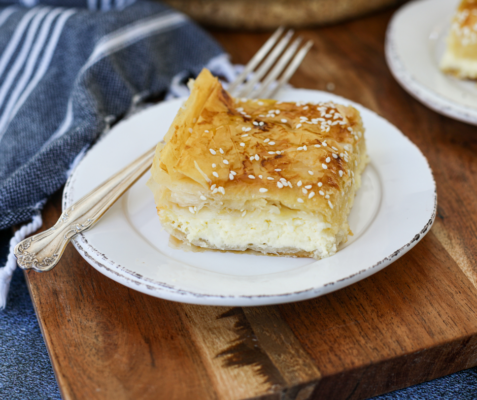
[{"x1": 14, "y1": 146, "x2": 156, "y2": 272}]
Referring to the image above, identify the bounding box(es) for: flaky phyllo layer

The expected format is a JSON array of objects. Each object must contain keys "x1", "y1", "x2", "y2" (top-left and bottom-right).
[
  {"x1": 147, "y1": 69, "x2": 368, "y2": 259},
  {"x1": 441, "y1": 0, "x2": 477, "y2": 79}
]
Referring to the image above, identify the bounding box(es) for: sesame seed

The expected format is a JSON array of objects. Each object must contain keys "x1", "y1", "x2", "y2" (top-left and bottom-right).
[
  {"x1": 189, "y1": 207, "x2": 195, "y2": 214},
  {"x1": 212, "y1": 163, "x2": 216, "y2": 168},
  {"x1": 259, "y1": 175, "x2": 263, "y2": 179},
  {"x1": 302, "y1": 188, "x2": 308, "y2": 194},
  {"x1": 259, "y1": 188, "x2": 268, "y2": 193},
  {"x1": 258, "y1": 101, "x2": 264, "y2": 105},
  {"x1": 275, "y1": 169, "x2": 281, "y2": 171},
  {"x1": 322, "y1": 142, "x2": 327, "y2": 147},
  {"x1": 297, "y1": 198, "x2": 304, "y2": 203},
  {"x1": 264, "y1": 138, "x2": 270, "y2": 143},
  {"x1": 250, "y1": 156, "x2": 254, "y2": 161},
  {"x1": 325, "y1": 195, "x2": 330, "y2": 199},
  {"x1": 280, "y1": 178, "x2": 287, "y2": 183},
  {"x1": 213, "y1": 172, "x2": 219, "y2": 178},
  {"x1": 211, "y1": 184, "x2": 216, "y2": 190},
  {"x1": 309, "y1": 192, "x2": 315, "y2": 199},
  {"x1": 303, "y1": 145, "x2": 307, "y2": 151},
  {"x1": 339, "y1": 170, "x2": 344, "y2": 177},
  {"x1": 308, "y1": 171, "x2": 314, "y2": 175},
  {"x1": 212, "y1": 188, "x2": 218, "y2": 194},
  {"x1": 332, "y1": 146, "x2": 338, "y2": 151},
  {"x1": 219, "y1": 148, "x2": 224, "y2": 154},
  {"x1": 269, "y1": 141, "x2": 275, "y2": 145},
  {"x1": 315, "y1": 144, "x2": 321, "y2": 148},
  {"x1": 253, "y1": 121, "x2": 259, "y2": 126},
  {"x1": 223, "y1": 160, "x2": 229, "y2": 164},
  {"x1": 355, "y1": 161, "x2": 358, "y2": 166},
  {"x1": 297, "y1": 181, "x2": 302, "y2": 187},
  {"x1": 277, "y1": 182, "x2": 284, "y2": 188},
  {"x1": 205, "y1": 130, "x2": 209, "y2": 133},
  {"x1": 268, "y1": 151, "x2": 275, "y2": 154},
  {"x1": 229, "y1": 173, "x2": 234, "y2": 180},
  {"x1": 218, "y1": 187, "x2": 225, "y2": 194},
  {"x1": 319, "y1": 191, "x2": 325, "y2": 196},
  {"x1": 297, "y1": 147, "x2": 303, "y2": 151},
  {"x1": 296, "y1": 124, "x2": 302, "y2": 128},
  {"x1": 332, "y1": 153, "x2": 338, "y2": 158},
  {"x1": 209, "y1": 149, "x2": 216, "y2": 155},
  {"x1": 322, "y1": 164, "x2": 328, "y2": 169},
  {"x1": 318, "y1": 182, "x2": 323, "y2": 187},
  {"x1": 267, "y1": 177, "x2": 274, "y2": 180},
  {"x1": 305, "y1": 185, "x2": 312, "y2": 189},
  {"x1": 240, "y1": 143, "x2": 245, "y2": 147},
  {"x1": 231, "y1": 171, "x2": 237, "y2": 175},
  {"x1": 248, "y1": 175, "x2": 255, "y2": 179},
  {"x1": 189, "y1": 128, "x2": 193, "y2": 133},
  {"x1": 242, "y1": 134, "x2": 249, "y2": 137},
  {"x1": 276, "y1": 110, "x2": 280, "y2": 114},
  {"x1": 200, "y1": 195, "x2": 206, "y2": 200},
  {"x1": 326, "y1": 157, "x2": 331, "y2": 163},
  {"x1": 255, "y1": 154, "x2": 260, "y2": 161},
  {"x1": 259, "y1": 122, "x2": 264, "y2": 126},
  {"x1": 328, "y1": 200, "x2": 334, "y2": 209},
  {"x1": 288, "y1": 182, "x2": 293, "y2": 188},
  {"x1": 244, "y1": 127, "x2": 251, "y2": 132},
  {"x1": 303, "y1": 106, "x2": 309, "y2": 110},
  {"x1": 281, "y1": 119, "x2": 287, "y2": 123}
]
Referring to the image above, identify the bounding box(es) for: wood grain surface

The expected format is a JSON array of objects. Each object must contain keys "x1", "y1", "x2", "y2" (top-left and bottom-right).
[{"x1": 25, "y1": 6, "x2": 477, "y2": 400}]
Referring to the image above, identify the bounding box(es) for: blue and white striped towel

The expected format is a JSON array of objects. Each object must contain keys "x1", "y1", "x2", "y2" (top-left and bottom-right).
[{"x1": 0, "y1": 0, "x2": 236, "y2": 307}]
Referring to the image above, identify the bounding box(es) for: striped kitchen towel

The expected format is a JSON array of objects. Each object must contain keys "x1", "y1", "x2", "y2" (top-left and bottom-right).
[{"x1": 0, "y1": 0, "x2": 236, "y2": 308}]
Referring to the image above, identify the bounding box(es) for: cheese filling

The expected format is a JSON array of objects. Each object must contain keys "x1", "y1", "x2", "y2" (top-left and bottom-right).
[{"x1": 158, "y1": 205, "x2": 344, "y2": 259}]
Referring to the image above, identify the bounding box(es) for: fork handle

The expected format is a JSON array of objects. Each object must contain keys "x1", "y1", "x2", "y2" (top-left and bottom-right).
[{"x1": 14, "y1": 146, "x2": 156, "y2": 272}]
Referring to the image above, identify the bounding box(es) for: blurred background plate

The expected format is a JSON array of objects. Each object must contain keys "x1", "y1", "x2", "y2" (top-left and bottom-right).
[{"x1": 386, "y1": 0, "x2": 477, "y2": 125}]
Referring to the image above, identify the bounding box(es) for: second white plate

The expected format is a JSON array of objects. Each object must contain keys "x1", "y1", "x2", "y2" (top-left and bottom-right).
[
  {"x1": 64, "y1": 88, "x2": 436, "y2": 306},
  {"x1": 386, "y1": 0, "x2": 477, "y2": 125}
]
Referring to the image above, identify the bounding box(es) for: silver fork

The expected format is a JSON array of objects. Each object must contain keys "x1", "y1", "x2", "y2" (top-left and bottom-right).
[
  {"x1": 14, "y1": 29, "x2": 314, "y2": 272},
  {"x1": 228, "y1": 27, "x2": 313, "y2": 99}
]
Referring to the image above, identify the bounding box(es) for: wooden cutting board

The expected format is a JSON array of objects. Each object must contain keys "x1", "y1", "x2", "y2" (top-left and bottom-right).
[{"x1": 25, "y1": 7, "x2": 477, "y2": 400}]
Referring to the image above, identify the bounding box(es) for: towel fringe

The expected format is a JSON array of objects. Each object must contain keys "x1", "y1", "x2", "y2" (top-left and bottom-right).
[{"x1": 0, "y1": 214, "x2": 42, "y2": 309}]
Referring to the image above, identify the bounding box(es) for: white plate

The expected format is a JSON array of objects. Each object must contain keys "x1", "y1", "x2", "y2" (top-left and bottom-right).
[
  {"x1": 63, "y1": 88, "x2": 436, "y2": 306},
  {"x1": 386, "y1": 0, "x2": 477, "y2": 125}
]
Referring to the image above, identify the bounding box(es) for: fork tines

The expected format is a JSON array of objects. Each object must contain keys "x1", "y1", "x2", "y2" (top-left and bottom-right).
[{"x1": 227, "y1": 27, "x2": 313, "y2": 100}]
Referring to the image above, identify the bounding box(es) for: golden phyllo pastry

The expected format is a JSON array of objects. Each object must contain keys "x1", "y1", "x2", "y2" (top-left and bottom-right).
[
  {"x1": 147, "y1": 69, "x2": 368, "y2": 259},
  {"x1": 441, "y1": 0, "x2": 477, "y2": 79}
]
